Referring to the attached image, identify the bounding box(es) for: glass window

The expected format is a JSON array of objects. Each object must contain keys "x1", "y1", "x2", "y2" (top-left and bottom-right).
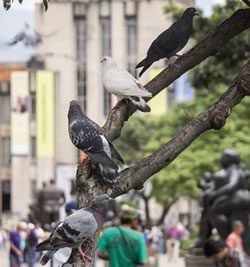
[
  {"x1": 2, "y1": 180, "x2": 11, "y2": 212},
  {"x1": 0, "y1": 137, "x2": 11, "y2": 166},
  {"x1": 126, "y1": 16, "x2": 137, "y2": 77},
  {"x1": 75, "y1": 16, "x2": 87, "y2": 112},
  {"x1": 0, "y1": 92, "x2": 10, "y2": 124},
  {"x1": 100, "y1": 14, "x2": 112, "y2": 116},
  {"x1": 30, "y1": 92, "x2": 36, "y2": 121},
  {"x1": 31, "y1": 136, "x2": 36, "y2": 161}
]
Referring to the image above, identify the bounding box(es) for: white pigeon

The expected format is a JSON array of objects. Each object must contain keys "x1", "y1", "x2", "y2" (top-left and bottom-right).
[{"x1": 101, "y1": 56, "x2": 152, "y2": 112}]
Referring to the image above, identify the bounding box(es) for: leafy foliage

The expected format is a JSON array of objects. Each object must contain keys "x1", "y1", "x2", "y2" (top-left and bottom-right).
[{"x1": 116, "y1": 0, "x2": 250, "y2": 206}]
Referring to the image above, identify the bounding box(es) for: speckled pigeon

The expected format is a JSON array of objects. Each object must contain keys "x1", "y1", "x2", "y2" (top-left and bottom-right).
[
  {"x1": 136, "y1": 7, "x2": 199, "y2": 77},
  {"x1": 101, "y1": 56, "x2": 152, "y2": 112},
  {"x1": 36, "y1": 194, "x2": 111, "y2": 265},
  {"x1": 68, "y1": 100, "x2": 124, "y2": 183}
]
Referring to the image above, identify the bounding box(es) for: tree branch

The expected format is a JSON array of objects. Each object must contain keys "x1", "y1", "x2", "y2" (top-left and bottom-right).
[
  {"x1": 68, "y1": 8, "x2": 250, "y2": 267},
  {"x1": 242, "y1": 0, "x2": 250, "y2": 7},
  {"x1": 103, "y1": 8, "x2": 250, "y2": 141},
  {"x1": 102, "y1": 59, "x2": 250, "y2": 197}
]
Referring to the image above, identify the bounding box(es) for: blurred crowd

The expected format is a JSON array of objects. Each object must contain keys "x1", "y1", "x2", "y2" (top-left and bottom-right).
[
  {"x1": 0, "y1": 203, "x2": 190, "y2": 267},
  {"x1": 97, "y1": 205, "x2": 189, "y2": 267},
  {"x1": 0, "y1": 221, "x2": 48, "y2": 267}
]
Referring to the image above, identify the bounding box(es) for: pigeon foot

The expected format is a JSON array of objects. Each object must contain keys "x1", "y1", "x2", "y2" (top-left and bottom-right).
[{"x1": 78, "y1": 248, "x2": 92, "y2": 263}]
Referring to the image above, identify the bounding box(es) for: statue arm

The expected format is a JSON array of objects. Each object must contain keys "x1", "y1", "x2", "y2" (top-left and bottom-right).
[{"x1": 213, "y1": 169, "x2": 239, "y2": 198}]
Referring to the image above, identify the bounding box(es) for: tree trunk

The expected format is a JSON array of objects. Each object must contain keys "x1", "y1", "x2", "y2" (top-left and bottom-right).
[
  {"x1": 156, "y1": 200, "x2": 176, "y2": 226},
  {"x1": 144, "y1": 197, "x2": 152, "y2": 228},
  {"x1": 65, "y1": 9, "x2": 250, "y2": 267}
]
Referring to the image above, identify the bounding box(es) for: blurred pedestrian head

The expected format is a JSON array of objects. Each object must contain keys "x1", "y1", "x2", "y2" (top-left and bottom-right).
[
  {"x1": 232, "y1": 220, "x2": 244, "y2": 235},
  {"x1": 120, "y1": 209, "x2": 139, "y2": 225},
  {"x1": 204, "y1": 239, "x2": 228, "y2": 261},
  {"x1": 65, "y1": 201, "x2": 78, "y2": 216}
]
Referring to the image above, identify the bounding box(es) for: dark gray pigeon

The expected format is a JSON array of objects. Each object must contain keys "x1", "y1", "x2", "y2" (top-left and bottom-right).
[
  {"x1": 136, "y1": 7, "x2": 199, "y2": 77},
  {"x1": 7, "y1": 23, "x2": 43, "y2": 47},
  {"x1": 68, "y1": 100, "x2": 124, "y2": 183},
  {"x1": 36, "y1": 194, "x2": 111, "y2": 265}
]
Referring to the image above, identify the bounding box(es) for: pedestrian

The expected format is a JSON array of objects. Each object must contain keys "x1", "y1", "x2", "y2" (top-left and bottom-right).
[
  {"x1": 26, "y1": 223, "x2": 43, "y2": 267},
  {"x1": 98, "y1": 209, "x2": 147, "y2": 267},
  {"x1": 226, "y1": 221, "x2": 245, "y2": 253},
  {"x1": 9, "y1": 223, "x2": 23, "y2": 267},
  {"x1": 204, "y1": 239, "x2": 249, "y2": 267},
  {"x1": 166, "y1": 223, "x2": 183, "y2": 262}
]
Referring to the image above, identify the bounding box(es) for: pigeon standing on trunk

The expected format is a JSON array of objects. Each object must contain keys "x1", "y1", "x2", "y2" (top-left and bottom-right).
[
  {"x1": 36, "y1": 194, "x2": 111, "y2": 265},
  {"x1": 136, "y1": 7, "x2": 199, "y2": 77},
  {"x1": 101, "y1": 56, "x2": 152, "y2": 112},
  {"x1": 68, "y1": 100, "x2": 124, "y2": 183}
]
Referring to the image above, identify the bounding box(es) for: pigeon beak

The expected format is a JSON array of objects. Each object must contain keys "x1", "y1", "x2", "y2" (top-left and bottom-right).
[{"x1": 100, "y1": 59, "x2": 105, "y2": 63}]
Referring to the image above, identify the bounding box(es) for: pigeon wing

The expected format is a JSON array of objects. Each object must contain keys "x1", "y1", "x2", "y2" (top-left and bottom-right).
[
  {"x1": 104, "y1": 67, "x2": 151, "y2": 97},
  {"x1": 69, "y1": 119, "x2": 100, "y2": 149},
  {"x1": 147, "y1": 24, "x2": 183, "y2": 60},
  {"x1": 51, "y1": 209, "x2": 98, "y2": 248}
]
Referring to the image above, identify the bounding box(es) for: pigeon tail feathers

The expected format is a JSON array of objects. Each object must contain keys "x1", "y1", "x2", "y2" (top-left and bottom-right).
[
  {"x1": 138, "y1": 62, "x2": 153, "y2": 77},
  {"x1": 129, "y1": 96, "x2": 151, "y2": 112},
  {"x1": 136, "y1": 58, "x2": 146, "y2": 68},
  {"x1": 88, "y1": 151, "x2": 118, "y2": 170},
  {"x1": 99, "y1": 165, "x2": 119, "y2": 184},
  {"x1": 108, "y1": 141, "x2": 124, "y2": 164},
  {"x1": 40, "y1": 250, "x2": 57, "y2": 266},
  {"x1": 36, "y1": 239, "x2": 51, "y2": 251}
]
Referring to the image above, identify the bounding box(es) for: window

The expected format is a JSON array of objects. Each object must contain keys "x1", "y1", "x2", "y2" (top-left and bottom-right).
[
  {"x1": 31, "y1": 179, "x2": 37, "y2": 200},
  {"x1": 0, "y1": 93, "x2": 10, "y2": 124},
  {"x1": 30, "y1": 92, "x2": 36, "y2": 121},
  {"x1": 126, "y1": 16, "x2": 137, "y2": 76},
  {"x1": 74, "y1": 4, "x2": 87, "y2": 112},
  {"x1": 0, "y1": 137, "x2": 11, "y2": 166},
  {"x1": 100, "y1": 0, "x2": 112, "y2": 116},
  {"x1": 31, "y1": 136, "x2": 36, "y2": 161},
  {"x1": 2, "y1": 180, "x2": 11, "y2": 212}
]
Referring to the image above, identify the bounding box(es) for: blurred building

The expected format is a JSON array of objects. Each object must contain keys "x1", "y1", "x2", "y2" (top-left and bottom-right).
[{"x1": 0, "y1": 0, "x2": 195, "y2": 222}]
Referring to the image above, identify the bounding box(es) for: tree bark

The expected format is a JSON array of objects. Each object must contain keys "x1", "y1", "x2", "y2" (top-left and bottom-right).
[{"x1": 66, "y1": 9, "x2": 250, "y2": 267}]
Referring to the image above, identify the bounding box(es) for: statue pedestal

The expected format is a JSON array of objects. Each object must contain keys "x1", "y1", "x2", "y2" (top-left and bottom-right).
[{"x1": 185, "y1": 248, "x2": 214, "y2": 267}]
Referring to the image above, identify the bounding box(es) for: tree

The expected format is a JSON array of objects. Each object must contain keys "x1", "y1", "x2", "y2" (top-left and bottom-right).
[
  {"x1": 114, "y1": 0, "x2": 250, "y2": 227},
  {"x1": 66, "y1": 6, "x2": 250, "y2": 266},
  {"x1": 4, "y1": 1, "x2": 250, "y2": 266}
]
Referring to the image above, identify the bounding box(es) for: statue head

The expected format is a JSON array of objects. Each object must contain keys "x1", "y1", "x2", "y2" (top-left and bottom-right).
[{"x1": 220, "y1": 149, "x2": 240, "y2": 168}]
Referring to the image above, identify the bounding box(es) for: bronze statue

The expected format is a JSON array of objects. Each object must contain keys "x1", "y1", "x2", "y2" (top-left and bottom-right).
[
  {"x1": 29, "y1": 179, "x2": 65, "y2": 227},
  {"x1": 196, "y1": 149, "x2": 250, "y2": 253}
]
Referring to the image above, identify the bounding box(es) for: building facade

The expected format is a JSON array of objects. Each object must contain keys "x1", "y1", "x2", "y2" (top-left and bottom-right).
[{"x1": 0, "y1": 0, "x2": 195, "y2": 223}]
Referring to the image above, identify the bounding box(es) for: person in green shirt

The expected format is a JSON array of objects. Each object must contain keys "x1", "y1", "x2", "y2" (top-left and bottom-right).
[{"x1": 98, "y1": 210, "x2": 147, "y2": 267}]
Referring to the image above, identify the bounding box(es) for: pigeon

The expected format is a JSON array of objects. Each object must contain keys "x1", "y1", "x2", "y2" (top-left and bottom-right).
[
  {"x1": 7, "y1": 23, "x2": 43, "y2": 47},
  {"x1": 36, "y1": 194, "x2": 111, "y2": 265},
  {"x1": 101, "y1": 56, "x2": 152, "y2": 112},
  {"x1": 136, "y1": 7, "x2": 199, "y2": 77},
  {"x1": 68, "y1": 100, "x2": 124, "y2": 183}
]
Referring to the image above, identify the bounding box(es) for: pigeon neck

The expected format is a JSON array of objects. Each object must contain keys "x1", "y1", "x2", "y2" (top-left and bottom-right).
[
  {"x1": 87, "y1": 207, "x2": 106, "y2": 227},
  {"x1": 180, "y1": 16, "x2": 193, "y2": 33}
]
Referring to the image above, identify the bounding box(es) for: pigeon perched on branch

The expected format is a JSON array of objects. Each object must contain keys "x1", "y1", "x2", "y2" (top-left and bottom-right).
[
  {"x1": 68, "y1": 100, "x2": 124, "y2": 183},
  {"x1": 36, "y1": 194, "x2": 111, "y2": 265},
  {"x1": 136, "y1": 7, "x2": 199, "y2": 77},
  {"x1": 101, "y1": 56, "x2": 152, "y2": 112}
]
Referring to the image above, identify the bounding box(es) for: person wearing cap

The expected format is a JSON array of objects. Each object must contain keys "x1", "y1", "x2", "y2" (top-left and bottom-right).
[
  {"x1": 204, "y1": 239, "x2": 248, "y2": 267},
  {"x1": 97, "y1": 209, "x2": 147, "y2": 267}
]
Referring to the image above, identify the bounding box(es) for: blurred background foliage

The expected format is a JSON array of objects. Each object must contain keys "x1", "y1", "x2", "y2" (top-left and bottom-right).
[{"x1": 115, "y1": 0, "x2": 250, "y2": 207}]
